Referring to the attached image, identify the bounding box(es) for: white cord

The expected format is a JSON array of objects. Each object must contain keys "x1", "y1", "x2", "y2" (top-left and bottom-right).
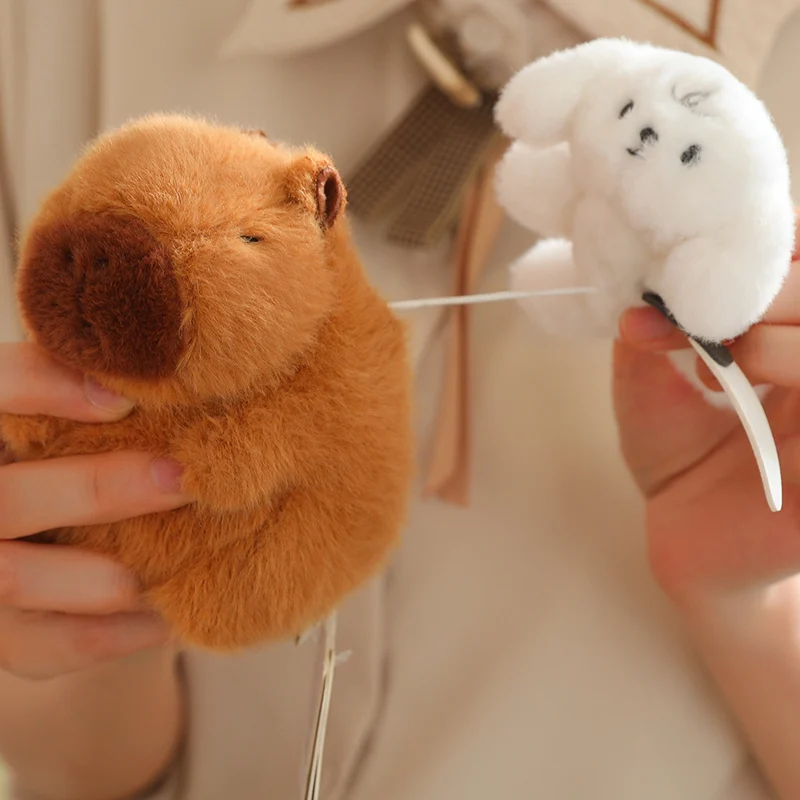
[
  {"x1": 300, "y1": 285, "x2": 596, "y2": 798},
  {"x1": 304, "y1": 612, "x2": 339, "y2": 800},
  {"x1": 388, "y1": 286, "x2": 597, "y2": 310}
]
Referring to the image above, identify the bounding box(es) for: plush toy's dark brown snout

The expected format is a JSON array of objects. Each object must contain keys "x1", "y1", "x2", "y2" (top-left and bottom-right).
[{"x1": 19, "y1": 212, "x2": 185, "y2": 379}]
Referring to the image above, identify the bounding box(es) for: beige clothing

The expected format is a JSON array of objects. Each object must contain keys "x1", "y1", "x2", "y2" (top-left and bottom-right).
[
  {"x1": 541, "y1": 0, "x2": 800, "y2": 88},
  {"x1": 4, "y1": 1, "x2": 800, "y2": 798}
]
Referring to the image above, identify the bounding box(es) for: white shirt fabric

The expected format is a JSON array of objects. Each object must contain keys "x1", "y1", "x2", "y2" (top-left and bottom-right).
[{"x1": 4, "y1": 1, "x2": 800, "y2": 797}]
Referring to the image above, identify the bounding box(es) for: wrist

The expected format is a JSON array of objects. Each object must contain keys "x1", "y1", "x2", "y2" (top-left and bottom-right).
[
  {"x1": 670, "y1": 575, "x2": 800, "y2": 647},
  {"x1": 665, "y1": 578, "x2": 800, "y2": 800},
  {"x1": 2, "y1": 644, "x2": 183, "y2": 800}
]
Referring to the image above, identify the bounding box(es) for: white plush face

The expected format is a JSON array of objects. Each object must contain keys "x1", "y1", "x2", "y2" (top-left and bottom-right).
[
  {"x1": 495, "y1": 40, "x2": 790, "y2": 246},
  {"x1": 496, "y1": 39, "x2": 795, "y2": 352},
  {"x1": 570, "y1": 57, "x2": 770, "y2": 244}
]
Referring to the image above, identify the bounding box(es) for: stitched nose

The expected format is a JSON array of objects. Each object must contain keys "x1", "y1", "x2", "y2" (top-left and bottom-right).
[
  {"x1": 640, "y1": 127, "x2": 658, "y2": 144},
  {"x1": 18, "y1": 212, "x2": 185, "y2": 379}
]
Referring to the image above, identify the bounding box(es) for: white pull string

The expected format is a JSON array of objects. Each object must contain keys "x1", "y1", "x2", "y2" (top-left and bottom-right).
[
  {"x1": 388, "y1": 286, "x2": 597, "y2": 310},
  {"x1": 301, "y1": 284, "x2": 597, "y2": 800},
  {"x1": 303, "y1": 612, "x2": 339, "y2": 800}
]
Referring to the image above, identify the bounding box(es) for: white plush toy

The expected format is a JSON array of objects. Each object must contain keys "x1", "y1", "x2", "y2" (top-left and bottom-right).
[{"x1": 493, "y1": 37, "x2": 795, "y2": 406}]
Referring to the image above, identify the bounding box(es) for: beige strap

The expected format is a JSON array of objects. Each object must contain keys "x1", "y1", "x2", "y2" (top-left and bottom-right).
[
  {"x1": 347, "y1": 15, "x2": 508, "y2": 505},
  {"x1": 423, "y1": 142, "x2": 506, "y2": 504}
]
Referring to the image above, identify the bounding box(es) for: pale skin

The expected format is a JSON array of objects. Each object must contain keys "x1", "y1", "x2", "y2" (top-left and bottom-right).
[
  {"x1": 616, "y1": 211, "x2": 800, "y2": 799},
  {"x1": 3, "y1": 213, "x2": 800, "y2": 798},
  {"x1": 0, "y1": 343, "x2": 188, "y2": 800}
]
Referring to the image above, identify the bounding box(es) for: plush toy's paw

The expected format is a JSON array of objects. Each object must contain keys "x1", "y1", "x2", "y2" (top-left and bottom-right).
[
  {"x1": 666, "y1": 349, "x2": 771, "y2": 409},
  {"x1": 148, "y1": 487, "x2": 395, "y2": 650},
  {"x1": 495, "y1": 141, "x2": 574, "y2": 238},
  {"x1": 0, "y1": 413, "x2": 73, "y2": 460},
  {"x1": 174, "y1": 412, "x2": 284, "y2": 512},
  {"x1": 667, "y1": 350, "x2": 732, "y2": 408},
  {"x1": 648, "y1": 228, "x2": 793, "y2": 344},
  {"x1": 510, "y1": 238, "x2": 606, "y2": 338}
]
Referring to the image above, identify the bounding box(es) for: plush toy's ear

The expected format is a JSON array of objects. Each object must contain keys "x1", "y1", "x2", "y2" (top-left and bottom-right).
[
  {"x1": 284, "y1": 155, "x2": 347, "y2": 230},
  {"x1": 315, "y1": 165, "x2": 345, "y2": 229},
  {"x1": 495, "y1": 38, "x2": 636, "y2": 147}
]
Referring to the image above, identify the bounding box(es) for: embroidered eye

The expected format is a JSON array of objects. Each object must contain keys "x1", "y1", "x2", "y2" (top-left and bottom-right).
[
  {"x1": 680, "y1": 144, "x2": 701, "y2": 165},
  {"x1": 240, "y1": 235, "x2": 261, "y2": 243},
  {"x1": 619, "y1": 100, "x2": 634, "y2": 118}
]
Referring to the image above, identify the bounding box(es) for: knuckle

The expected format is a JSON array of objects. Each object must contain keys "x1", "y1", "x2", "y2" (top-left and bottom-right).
[
  {"x1": 83, "y1": 460, "x2": 107, "y2": 515},
  {"x1": 71, "y1": 620, "x2": 113, "y2": 662},
  {"x1": 0, "y1": 473, "x2": 10, "y2": 530},
  {"x1": 6, "y1": 663, "x2": 58, "y2": 682},
  {"x1": 0, "y1": 553, "x2": 18, "y2": 606},
  {"x1": 70, "y1": 619, "x2": 119, "y2": 663},
  {"x1": 0, "y1": 640, "x2": 18, "y2": 676},
  {"x1": 0, "y1": 612, "x2": 49, "y2": 680},
  {"x1": 103, "y1": 568, "x2": 141, "y2": 613}
]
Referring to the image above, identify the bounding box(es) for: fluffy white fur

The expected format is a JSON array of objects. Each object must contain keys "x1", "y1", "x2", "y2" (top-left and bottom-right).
[{"x1": 494, "y1": 38, "x2": 795, "y2": 405}]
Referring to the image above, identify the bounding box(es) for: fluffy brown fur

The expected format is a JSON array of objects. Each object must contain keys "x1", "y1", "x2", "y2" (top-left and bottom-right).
[{"x1": 0, "y1": 114, "x2": 415, "y2": 651}]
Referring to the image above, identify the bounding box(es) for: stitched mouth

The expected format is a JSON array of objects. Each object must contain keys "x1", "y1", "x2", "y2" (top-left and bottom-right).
[{"x1": 626, "y1": 146, "x2": 643, "y2": 157}]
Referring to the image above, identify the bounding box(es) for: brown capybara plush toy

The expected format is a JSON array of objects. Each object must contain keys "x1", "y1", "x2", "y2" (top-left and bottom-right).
[{"x1": 0, "y1": 114, "x2": 415, "y2": 651}]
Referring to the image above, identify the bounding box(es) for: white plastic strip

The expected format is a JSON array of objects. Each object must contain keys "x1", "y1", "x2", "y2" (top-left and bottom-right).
[{"x1": 689, "y1": 338, "x2": 782, "y2": 512}]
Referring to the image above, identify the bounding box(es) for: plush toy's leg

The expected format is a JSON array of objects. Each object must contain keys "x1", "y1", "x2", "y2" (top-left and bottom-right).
[
  {"x1": 494, "y1": 141, "x2": 574, "y2": 238},
  {"x1": 147, "y1": 489, "x2": 398, "y2": 651},
  {"x1": 648, "y1": 234, "x2": 790, "y2": 345},
  {"x1": 666, "y1": 348, "x2": 771, "y2": 409},
  {"x1": 666, "y1": 349, "x2": 730, "y2": 408},
  {"x1": 509, "y1": 238, "x2": 606, "y2": 337}
]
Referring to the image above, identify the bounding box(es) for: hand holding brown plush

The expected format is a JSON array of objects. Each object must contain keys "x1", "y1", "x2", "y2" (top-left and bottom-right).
[{"x1": 0, "y1": 115, "x2": 414, "y2": 651}]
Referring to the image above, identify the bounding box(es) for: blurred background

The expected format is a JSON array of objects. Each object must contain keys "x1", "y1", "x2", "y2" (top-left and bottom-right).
[{"x1": 2, "y1": 1, "x2": 800, "y2": 798}]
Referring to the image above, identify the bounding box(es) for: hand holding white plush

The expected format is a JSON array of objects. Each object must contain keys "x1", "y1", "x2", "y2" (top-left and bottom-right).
[{"x1": 494, "y1": 38, "x2": 795, "y2": 404}]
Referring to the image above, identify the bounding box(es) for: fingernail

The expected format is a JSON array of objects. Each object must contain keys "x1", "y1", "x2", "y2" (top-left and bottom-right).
[
  {"x1": 150, "y1": 458, "x2": 185, "y2": 494},
  {"x1": 84, "y1": 377, "x2": 134, "y2": 416},
  {"x1": 622, "y1": 307, "x2": 676, "y2": 341}
]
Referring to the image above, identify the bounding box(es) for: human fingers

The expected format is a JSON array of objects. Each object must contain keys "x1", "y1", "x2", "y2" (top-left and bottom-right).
[
  {"x1": 620, "y1": 310, "x2": 800, "y2": 396},
  {"x1": 0, "y1": 608, "x2": 170, "y2": 681},
  {"x1": 761, "y1": 265, "x2": 800, "y2": 324},
  {"x1": 0, "y1": 452, "x2": 191, "y2": 540},
  {"x1": 0, "y1": 541, "x2": 145, "y2": 614},
  {"x1": 0, "y1": 342, "x2": 134, "y2": 421},
  {"x1": 776, "y1": 437, "x2": 800, "y2": 489},
  {"x1": 695, "y1": 324, "x2": 800, "y2": 392},
  {"x1": 617, "y1": 307, "x2": 688, "y2": 352},
  {"x1": 761, "y1": 212, "x2": 800, "y2": 323}
]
